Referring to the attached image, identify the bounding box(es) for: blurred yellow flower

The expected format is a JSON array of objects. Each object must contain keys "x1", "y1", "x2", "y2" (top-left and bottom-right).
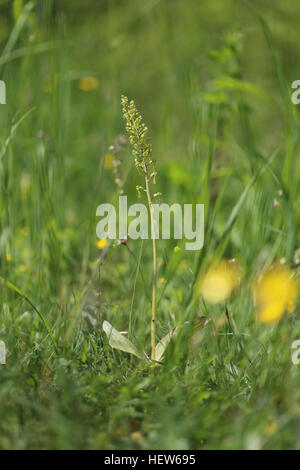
[
  {"x1": 95, "y1": 239, "x2": 108, "y2": 250},
  {"x1": 5, "y1": 253, "x2": 12, "y2": 262},
  {"x1": 255, "y1": 268, "x2": 298, "y2": 324},
  {"x1": 200, "y1": 260, "x2": 239, "y2": 304},
  {"x1": 264, "y1": 422, "x2": 277, "y2": 436},
  {"x1": 18, "y1": 265, "x2": 26, "y2": 273},
  {"x1": 79, "y1": 77, "x2": 99, "y2": 92},
  {"x1": 103, "y1": 153, "x2": 114, "y2": 169},
  {"x1": 131, "y1": 431, "x2": 143, "y2": 441},
  {"x1": 257, "y1": 302, "x2": 283, "y2": 324}
]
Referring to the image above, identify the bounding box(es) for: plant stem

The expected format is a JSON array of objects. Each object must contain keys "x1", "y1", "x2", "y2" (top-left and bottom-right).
[{"x1": 144, "y1": 165, "x2": 157, "y2": 360}]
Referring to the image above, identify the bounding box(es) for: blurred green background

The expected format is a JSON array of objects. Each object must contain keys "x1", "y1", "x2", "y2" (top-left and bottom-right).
[{"x1": 1, "y1": 0, "x2": 300, "y2": 288}]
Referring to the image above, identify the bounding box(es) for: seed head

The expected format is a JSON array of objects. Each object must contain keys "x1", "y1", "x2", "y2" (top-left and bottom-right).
[{"x1": 121, "y1": 95, "x2": 154, "y2": 173}]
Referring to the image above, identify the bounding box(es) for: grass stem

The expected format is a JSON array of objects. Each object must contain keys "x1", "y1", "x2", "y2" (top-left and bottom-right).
[{"x1": 144, "y1": 166, "x2": 157, "y2": 360}]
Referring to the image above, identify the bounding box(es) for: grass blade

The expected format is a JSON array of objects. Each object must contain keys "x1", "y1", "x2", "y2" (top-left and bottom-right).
[{"x1": 0, "y1": 276, "x2": 57, "y2": 350}]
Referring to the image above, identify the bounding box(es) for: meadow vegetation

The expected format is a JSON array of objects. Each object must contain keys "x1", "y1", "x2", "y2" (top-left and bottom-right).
[{"x1": 0, "y1": 0, "x2": 300, "y2": 449}]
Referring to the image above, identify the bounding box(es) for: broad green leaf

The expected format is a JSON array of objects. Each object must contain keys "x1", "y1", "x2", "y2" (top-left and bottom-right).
[
  {"x1": 102, "y1": 321, "x2": 143, "y2": 359},
  {"x1": 155, "y1": 328, "x2": 177, "y2": 362}
]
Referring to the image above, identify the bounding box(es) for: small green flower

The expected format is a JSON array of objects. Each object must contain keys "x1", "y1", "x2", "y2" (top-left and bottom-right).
[{"x1": 121, "y1": 95, "x2": 155, "y2": 177}]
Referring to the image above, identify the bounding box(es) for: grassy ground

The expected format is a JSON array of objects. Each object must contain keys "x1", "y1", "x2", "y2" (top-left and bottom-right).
[{"x1": 0, "y1": 0, "x2": 300, "y2": 449}]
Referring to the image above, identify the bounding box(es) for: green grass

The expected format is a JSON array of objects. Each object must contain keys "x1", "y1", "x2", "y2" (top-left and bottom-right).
[{"x1": 0, "y1": 0, "x2": 300, "y2": 449}]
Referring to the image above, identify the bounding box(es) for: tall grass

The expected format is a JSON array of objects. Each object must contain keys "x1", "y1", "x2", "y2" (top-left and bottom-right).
[{"x1": 0, "y1": 0, "x2": 299, "y2": 450}]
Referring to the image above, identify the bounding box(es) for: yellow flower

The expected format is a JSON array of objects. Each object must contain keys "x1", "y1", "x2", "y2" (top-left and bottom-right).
[
  {"x1": 79, "y1": 77, "x2": 99, "y2": 92},
  {"x1": 95, "y1": 239, "x2": 108, "y2": 250},
  {"x1": 131, "y1": 431, "x2": 143, "y2": 441},
  {"x1": 264, "y1": 422, "x2": 277, "y2": 436},
  {"x1": 257, "y1": 302, "x2": 284, "y2": 324},
  {"x1": 18, "y1": 265, "x2": 26, "y2": 273},
  {"x1": 255, "y1": 268, "x2": 298, "y2": 324},
  {"x1": 200, "y1": 260, "x2": 240, "y2": 304},
  {"x1": 5, "y1": 253, "x2": 12, "y2": 262},
  {"x1": 103, "y1": 153, "x2": 114, "y2": 169}
]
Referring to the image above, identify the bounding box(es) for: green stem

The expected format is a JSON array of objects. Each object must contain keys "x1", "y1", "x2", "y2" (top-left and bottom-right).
[{"x1": 144, "y1": 166, "x2": 157, "y2": 360}]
